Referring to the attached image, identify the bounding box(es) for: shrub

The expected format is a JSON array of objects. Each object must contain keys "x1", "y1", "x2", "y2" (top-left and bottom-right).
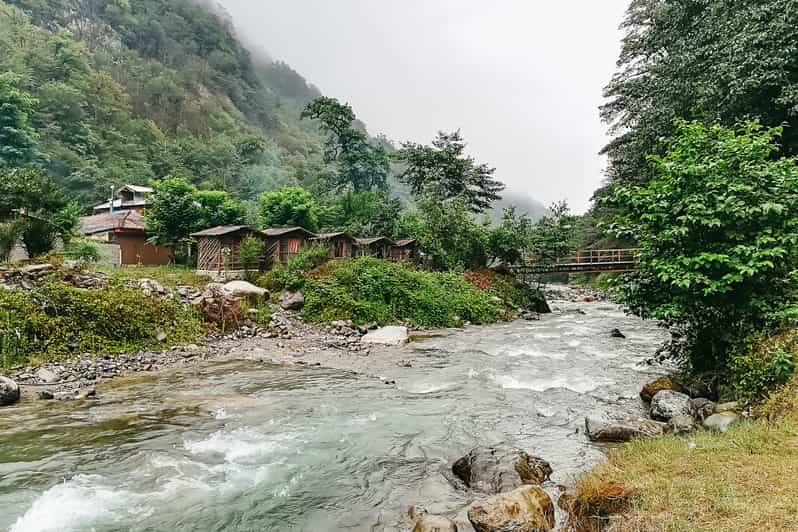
[
  {"x1": 239, "y1": 235, "x2": 263, "y2": 281},
  {"x1": 728, "y1": 328, "x2": 798, "y2": 401},
  {"x1": 286, "y1": 244, "x2": 329, "y2": 272},
  {"x1": 0, "y1": 280, "x2": 204, "y2": 369},
  {"x1": 301, "y1": 257, "x2": 502, "y2": 327},
  {"x1": 62, "y1": 239, "x2": 101, "y2": 262}
]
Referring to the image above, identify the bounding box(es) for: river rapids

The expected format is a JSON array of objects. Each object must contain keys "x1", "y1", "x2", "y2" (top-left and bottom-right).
[{"x1": 0, "y1": 291, "x2": 668, "y2": 531}]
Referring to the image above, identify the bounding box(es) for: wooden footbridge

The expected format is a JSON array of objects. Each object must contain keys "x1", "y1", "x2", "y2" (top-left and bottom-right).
[{"x1": 512, "y1": 248, "x2": 640, "y2": 276}]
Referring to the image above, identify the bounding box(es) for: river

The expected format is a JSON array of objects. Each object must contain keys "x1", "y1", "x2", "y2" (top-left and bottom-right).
[{"x1": 0, "y1": 293, "x2": 668, "y2": 531}]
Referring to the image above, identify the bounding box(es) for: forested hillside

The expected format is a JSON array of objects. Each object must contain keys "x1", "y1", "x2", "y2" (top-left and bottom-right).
[{"x1": 0, "y1": 0, "x2": 330, "y2": 207}]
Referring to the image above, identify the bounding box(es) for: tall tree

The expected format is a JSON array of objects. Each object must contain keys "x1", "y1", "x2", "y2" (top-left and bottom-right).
[
  {"x1": 397, "y1": 131, "x2": 504, "y2": 213},
  {"x1": 302, "y1": 97, "x2": 389, "y2": 192},
  {"x1": 600, "y1": 0, "x2": 798, "y2": 193},
  {"x1": 258, "y1": 186, "x2": 319, "y2": 231},
  {"x1": 0, "y1": 72, "x2": 39, "y2": 167}
]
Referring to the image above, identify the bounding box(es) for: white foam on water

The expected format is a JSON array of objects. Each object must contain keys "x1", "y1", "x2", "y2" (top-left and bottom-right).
[
  {"x1": 10, "y1": 475, "x2": 136, "y2": 532},
  {"x1": 493, "y1": 374, "x2": 613, "y2": 394},
  {"x1": 400, "y1": 382, "x2": 457, "y2": 394},
  {"x1": 184, "y1": 427, "x2": 293, "y2": 465}
]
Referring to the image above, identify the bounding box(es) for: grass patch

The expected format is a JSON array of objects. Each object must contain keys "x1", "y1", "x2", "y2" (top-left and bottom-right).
[
  {"x1": 299, "y1": 258, "x2": 504, "y2": 327},
  {"x1": 0, "y1": 279, "x2": 205, "y2": 369},
  {"x1": 91, "y1": 265, "x2": 211, "y2": 289},
  {"x1": 571, "y1": 413, "x2": 798, "y2": 531}
]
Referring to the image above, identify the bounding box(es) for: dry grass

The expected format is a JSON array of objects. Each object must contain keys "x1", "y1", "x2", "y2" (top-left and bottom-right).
[
  {"x1": 571, "y1": 414, "x2": 798, "y2": 531},
  {"x1": 92, "y1": 264, "x2": 211, "y2": 289}
]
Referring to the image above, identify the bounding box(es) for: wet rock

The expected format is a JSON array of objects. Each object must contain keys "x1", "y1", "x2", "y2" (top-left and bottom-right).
[
  {"x1": 279, "y1": 291, "x2": 305, "y2": 311},
  {"x1": 650, "y1": 390, "x2": 692, "y2": 421},
  {"x1": 75, "y1": 386, "x2": 96, "y2": 400},
  {"x1": 156, "y1": 331, "x2": 168, "y2": 343},
  {"x1": 585, "y1": 417, "x2": 665, "y2": 442},
  {"x1": 665, "y1": 415, "x2": 697, "y2": 436},
  {"x1": 610, "y1": 328, "x2": 626, "y2": 338},
  {"x1": 639, "y1": 376, "x2": 686, "y2": 403},
  {"x1": 361, "y1": 326, "x2": 409, "y2": 346},
  {"x1": 521, "y1": 311, "x2": 540, "y2": 321},
  {"x1": 408, "y1": 506, "x2": 457, "y2": 532},
  {"x1": 452, "y1": 446, "x2": 552, "y2": 494},
  {"x1": 467, "y1": 485, "x2": 555, "y2": 532},
  {"x1": 689, "y1": 398, "x2": 716, "y2": 422},
  {"x1": 37, "y1": 389, "x2": 54, "y2": 400},
  {"x1": 0, "y1": 376, "x2": 20, "y2": 406},
  {"x1": 703, "y1": 412, "x2": 738, "y2": 433},
  {"x1": 714, "y1": 401, "x2": 739, "y2": 414},
  {"x1": 36, "y1": 367, "x2": 60, "y2": 384}
]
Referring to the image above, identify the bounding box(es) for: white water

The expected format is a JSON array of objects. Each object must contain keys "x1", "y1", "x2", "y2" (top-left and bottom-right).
[{"x1": 0, "y1": 297, "x2": 668, "y2": 531}]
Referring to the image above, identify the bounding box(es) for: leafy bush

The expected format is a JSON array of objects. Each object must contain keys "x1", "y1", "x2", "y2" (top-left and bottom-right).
[
  {"x1": 0, "y1": 280, "x2": 204, "y2": 369},
  {"x1": 728, "y1": 329, "x2": 798, "y2": 401},
  {"x1": 464, "y1": 269, "x2": 549, "y2": 318},
  {"x1": 286, "y1": 244, "x2": 329, "y2": 272},
  {"x1": 239, "y1": 235, "x2": 263, "y2": 281},
  {"x1": 603, "y1": 121, "x2": 798, "y2": 379},
  {"x1": 62, "y1": 239, "x2": 101, "y2": 262},
  {"x1": 301, "y1": 258, "x2": 502, "y2": 327},
  {"x1": 257, "y1": 265, "x2": 305, "y2": 293}
]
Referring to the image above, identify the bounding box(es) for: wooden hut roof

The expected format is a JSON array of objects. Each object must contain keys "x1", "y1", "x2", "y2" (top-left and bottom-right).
[
  {"x1": 393, "y1": 238, "x2": 417, "y2": 247},
  {"x1": 262, "y1": 227, "x2": 316, "y2": 238},
  {"x1": 79, "y1": 210, "x2": 146, "y2": 235},
  {"x1": 355, "y1": 237, "x2": 395, "y2": 246},
  {"x1": 190, "y1": 225, "x2": 260, "y2": 238},
  {"x1": 313, "y1": 232, "x2": 356, "y2": 242}
]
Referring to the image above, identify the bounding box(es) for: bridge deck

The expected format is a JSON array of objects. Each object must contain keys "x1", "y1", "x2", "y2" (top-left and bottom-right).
[{"x1": 512, "y1": 248, "x2": 639, "y2": 275}]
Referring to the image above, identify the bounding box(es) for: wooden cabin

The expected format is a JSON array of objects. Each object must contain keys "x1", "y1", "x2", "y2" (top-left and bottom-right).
[
  {"x1": 263, "y1": 227, "x2": 316, "y2": 267},
  {"x1": 79, "y1": 210, "x2": 170, "y2": 266},
  {"x1": 191, "y1": 225, "x2": 267, "y2": 277},
  {"x1": 390, "y1": 238, "x2": 419, "y2": 262},
  {"x1": 312, "y1": 232, "x2": 356, "y2": 259},
  {"x1": 354, "y1": 237, "x2": 394, "y2": 259}
]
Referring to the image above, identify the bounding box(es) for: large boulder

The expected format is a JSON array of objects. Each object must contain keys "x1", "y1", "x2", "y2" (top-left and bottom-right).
[
  {"x1": 640, "y1": 376, "x2": 686, "y2": 403},
  {"x1": 650, "y1": 390, "x2": 692, "y2": 421},
  {"x1": 36, "y1": 367, "x2": 59, "y2": 384},
  {"x1": 409, "y1": 507, "x2": 457, "y2": 532},
  {"x1": 703, "y1": 412, "x2": 738, "y2": 433},
  {"x1": 452, "y1": 446, "x2": 552, "y2": 494},
  {"x1": 585, "y1": 417, "x2": 665, "y2": 442},
  {"x1": 0, "y1": 376, "x2": 20, "y2": 406},
  {"x1": 222, "y1": 281, "x2": 268, "y2": 301},
  {"x1": 279, "y1": 291, "x2": 305, "y2": 311},
  {"x1": 468, "y1": 485, "x2": 555, "y2": 532},
  {"x1": 361, "y1": 326, "x2": 410, "y2": 346}
]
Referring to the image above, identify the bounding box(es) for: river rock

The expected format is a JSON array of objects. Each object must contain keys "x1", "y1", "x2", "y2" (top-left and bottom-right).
[
  {"x1": 585, "y1": 417, "x2": 665, "y2": 442},
  {"x1": 640, "y1": 376, "x2": 686, "y2": 403},
  {"x1": 467, "y1": 485, "x2": 555, "y2": 532},
  {"x1": 408, "y1": 506, "x2": 457, "y2": 532},
  {"x1": 703, "y1": 412, "x2": 738, "y2": 433},
  {"x1": 452, "y1": 446, "x2": 552, "y2": 494},
  {"x1": 689, "y1": 398, "x2": 716, "y2": 422},
  {"x1": 279, "y1": 291, "x2": 305, "y2": 310},
  {"x1": 361, "y1": 326, "x2": 409, "y2": 346},
  {"x1": 610, "y1": 328, "x2": 626, "y2": 338},
  {"x1": 0, "y1": 376, "x2": 20, "y2": 406},
  {"x1": 36, "y1": 367, "x2": 59, "y2": 384},
  {"x1": 650, "y1": 390, "x2": 692, "y2": 421},
  {"x1": 665, "y1": 415, "x2": 697, "y2": 435},
  {"x1": 223, "y1": 281, "x2": 268, "y2": 301}
]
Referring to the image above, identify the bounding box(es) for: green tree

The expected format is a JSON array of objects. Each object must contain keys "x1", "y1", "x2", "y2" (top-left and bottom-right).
[
  {"x1": 528, "y1": 200, "x2": 576, "y2": 265},
  {"x1": 411, "y1": 196, "x2": 489, "y2": 270},
  {"x1": 397, "y1": 131, "x2": 504, "y2": 213},
  {"x1": 0, "y1": 72, "x2": 39, "y2": 167},
  {"x1": 302, "y1": 96, "x2": 389, "y2": 191},
  {"x1": 603, "y1": 121, "x2": 798, "y2": 374},
  {"x1": 145, "y1": 176, "x2": 202, "y2": 250},
  {"x1": 487, "y1": 207, "x2": 534, "y2": 265},
  {"x1": 324, "y1": 190, "x2": 402, "y2": 236},
  {"x1": 195, "y1": 190, "x2": 248, "y2": 229},
  {"x1": 239, "y1": 234, "x2": 264, "y2": 281},
  {"x1": 258, "y1": 186, "x2": 319, "y2": 231},
  {"x1": 600, "y1": 0, "x2": 798, "y2": 193}
]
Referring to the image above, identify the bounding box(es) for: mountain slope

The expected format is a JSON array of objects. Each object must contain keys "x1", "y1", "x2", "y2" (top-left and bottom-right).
[{"x1": 1, "y1": 0, "x2": 329, "y2": 208}]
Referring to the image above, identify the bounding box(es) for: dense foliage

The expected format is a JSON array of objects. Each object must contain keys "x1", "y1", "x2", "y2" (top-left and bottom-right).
[
  {"x1": 300, "y1": 258, "x2": 503, "y2": 327},
  {"x1": 258, "y1": 186, "x2": 319, "y2": 231},
  {"x1": 600, "y1": 0, "x2": 798, "y2": 194},
  {"x1": 604, "y1": 121, "x2": 798, "y2": 382},
  {"x1": 0, "y1": 278, "x2": 204, "y2": 368}
]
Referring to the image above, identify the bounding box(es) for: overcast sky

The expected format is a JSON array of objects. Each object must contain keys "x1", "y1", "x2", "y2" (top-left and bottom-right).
[{"x1": 219, "y1": 1, "x2": 630, "y2": 213}]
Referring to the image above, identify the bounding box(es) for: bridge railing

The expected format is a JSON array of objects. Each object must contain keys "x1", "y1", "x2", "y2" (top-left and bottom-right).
[{"x1": 521, "y1": 248, "x2": 641, "y2": 267}]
